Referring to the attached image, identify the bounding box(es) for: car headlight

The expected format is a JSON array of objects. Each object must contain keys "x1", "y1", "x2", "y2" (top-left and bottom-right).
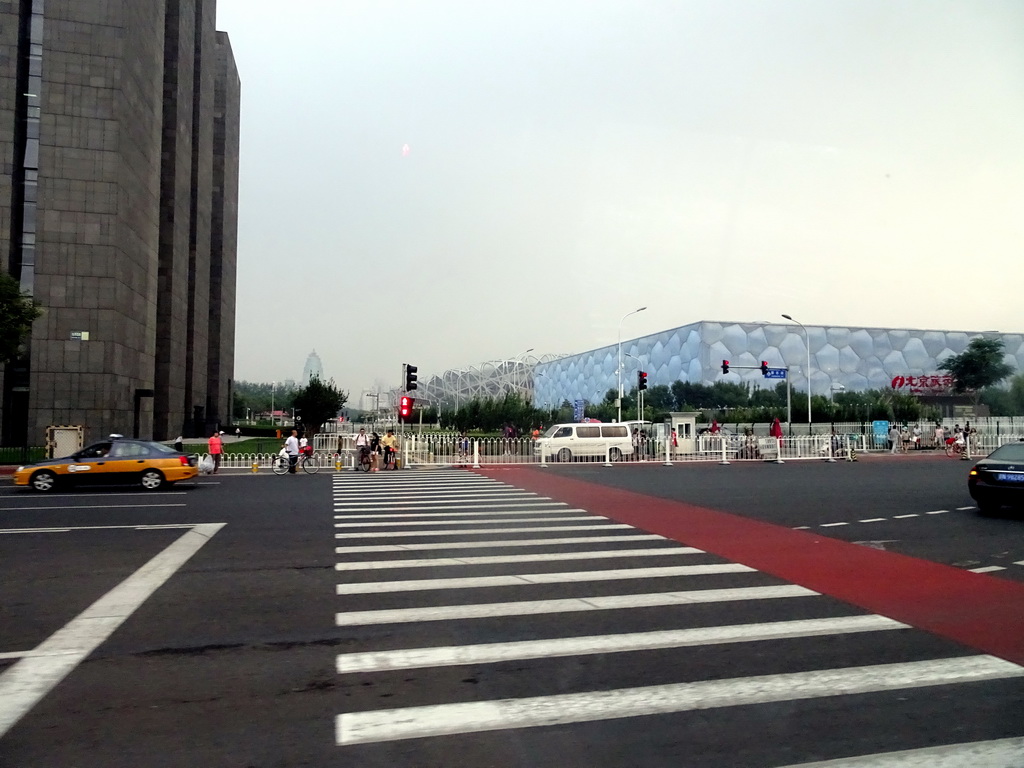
[{"x1": 16, "y1": 466, "x2": 24, "y2": 472}]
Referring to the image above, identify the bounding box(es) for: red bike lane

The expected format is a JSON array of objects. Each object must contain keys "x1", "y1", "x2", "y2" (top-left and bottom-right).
[{"x1": 474, "y1": 466, "x2": 1024, "y2": 667}]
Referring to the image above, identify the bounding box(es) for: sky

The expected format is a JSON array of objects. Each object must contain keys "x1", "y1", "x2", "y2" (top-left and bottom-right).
[{"x1": 215, "y1": 0, "x2": 1024, "y2": 401}]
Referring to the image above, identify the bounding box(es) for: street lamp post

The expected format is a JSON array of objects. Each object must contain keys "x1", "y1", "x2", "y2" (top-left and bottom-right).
[
  {"x1": 781, "y1": 314, "x2": 812, "y2": 429},
  {"x1": 617, "y1": 307, "x2": 646, "y2": 423}
]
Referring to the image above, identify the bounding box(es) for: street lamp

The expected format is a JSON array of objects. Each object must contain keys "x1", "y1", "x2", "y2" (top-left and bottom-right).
[
  {"x1": 618, "y1": 307, "x2": 647, "y2": 422},
  {"x1": 515, "y1": 348, "x2": 535, "y2": 395},
  {"x1": 781, "y1": 314, "x2": 812, "y2": 428}
]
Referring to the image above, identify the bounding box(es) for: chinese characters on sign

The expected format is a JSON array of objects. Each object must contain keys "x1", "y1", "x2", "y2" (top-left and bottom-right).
[{"x1": 891, "y1": 374, "x2": 954, "y2": 395}]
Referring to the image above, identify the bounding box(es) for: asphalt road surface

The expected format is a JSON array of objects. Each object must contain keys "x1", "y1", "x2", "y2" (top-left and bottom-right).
[{"x1": 1, "y1": 456, "x2": 1023, "y2": 768}]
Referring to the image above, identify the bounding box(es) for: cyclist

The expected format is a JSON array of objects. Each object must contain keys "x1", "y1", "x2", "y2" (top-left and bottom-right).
[
  {"x1": 457, "y1": 430, "x2": 470, "y2": 463},
  {"x1": 354, "y1": 427, "x2": 370, "y2": 470},
  {"x1": 381, "y1": 429, "x2": 398, "y2": 468},
  {"x1": 284, "y1": 429, "x2": 300, "y2": 474}
]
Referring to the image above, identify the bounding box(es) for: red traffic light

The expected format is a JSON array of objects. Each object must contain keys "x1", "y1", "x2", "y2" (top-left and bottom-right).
[
  {"x1": 761, "y1": 360, "x2": 769, "y2": 375},
  {"x1": 637, "y1": 370, "x2": 648, "y2": 391},
  {"x1": 721, "y1": 360, "x2": 730, "y2": 374},
  {"x1": 399, "y1": 396, "x2": 414, "y2": 421}
]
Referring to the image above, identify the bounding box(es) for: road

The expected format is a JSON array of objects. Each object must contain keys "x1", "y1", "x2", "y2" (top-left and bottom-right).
[{"x1": 1, "y1": 457, "x2": 1023, "y2": 767}]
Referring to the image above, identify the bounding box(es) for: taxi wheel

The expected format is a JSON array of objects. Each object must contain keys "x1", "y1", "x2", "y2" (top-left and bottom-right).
[
  {"x1": 30, "y1": 470, "x2": 58, "y2": 492},
  {"x1": 140, "y1": 469, "x2": 165, "y2": 491}
]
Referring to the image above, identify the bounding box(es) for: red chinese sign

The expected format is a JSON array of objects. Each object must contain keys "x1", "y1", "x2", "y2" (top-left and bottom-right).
[{"x1": 891, "y1": 374, "x2": 953, "y2": 395}]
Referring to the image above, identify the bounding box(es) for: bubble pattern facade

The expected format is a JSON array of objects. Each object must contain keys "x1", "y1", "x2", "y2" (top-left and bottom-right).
[{"x1": 532, "y1": 321, "x2": 1024, "y2": 406}]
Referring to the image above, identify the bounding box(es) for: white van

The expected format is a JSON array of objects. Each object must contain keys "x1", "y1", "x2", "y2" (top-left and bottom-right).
[{"x1": 535, "y1": 422, "x2": 635, "y2": 462}]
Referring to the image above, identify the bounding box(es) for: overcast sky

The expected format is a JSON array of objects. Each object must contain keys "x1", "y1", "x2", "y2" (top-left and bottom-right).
[{"x1": 215, "y1": 0, "x2": 1024, "y2": 400}]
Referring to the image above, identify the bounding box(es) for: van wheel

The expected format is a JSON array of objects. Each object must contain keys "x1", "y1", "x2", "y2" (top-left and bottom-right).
[
  {"x1": 558, "y1": 448, "x2": 572, "y2": 463},
  {"x1": 609, "y1": 448, "x2": 623, "y2": 462}
]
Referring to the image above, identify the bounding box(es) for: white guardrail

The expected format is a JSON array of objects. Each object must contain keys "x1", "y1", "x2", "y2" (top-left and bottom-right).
[{"x1": 192, "y1": 432, "x2": 1024, "y2": 471}]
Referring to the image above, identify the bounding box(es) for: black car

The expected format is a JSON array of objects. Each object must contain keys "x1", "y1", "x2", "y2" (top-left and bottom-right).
[{"x1": 967, "y1": 442, "x2": 1024, "y2": 513}]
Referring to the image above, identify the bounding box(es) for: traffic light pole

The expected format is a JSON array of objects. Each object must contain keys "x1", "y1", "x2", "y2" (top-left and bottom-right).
[{"x1": 720, "y1": 361, "x2": 792, "y2": 428}]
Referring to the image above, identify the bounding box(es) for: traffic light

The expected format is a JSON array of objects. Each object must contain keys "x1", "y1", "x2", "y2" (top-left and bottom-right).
[
  {"x1": 637, "y1": 371, "x2": 648, "y2": 391},
  {"x1": 761, "y1": 360, "x2": 769, "y2": 375},
  {"x1": 399, "y1": 395, "x2": 414, "y2": 423},
  {"x1": 404, "y1": 363, "x2": 418, "y2": 391},
  {"x1": 721, "y1": 360, "x2": 730, "y2": 374}
]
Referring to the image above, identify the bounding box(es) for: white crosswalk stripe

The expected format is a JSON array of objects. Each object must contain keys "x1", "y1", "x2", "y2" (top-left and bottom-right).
[{"x1": 331, "y1": 469, "x2": 1024, "y2": 758}]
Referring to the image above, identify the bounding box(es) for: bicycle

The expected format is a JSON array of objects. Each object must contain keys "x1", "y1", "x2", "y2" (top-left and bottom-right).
[
  {"x1": 272, "y1": 450, "x2": 320, "y2": 475},
  {"x1": 944, "y1": 439, "x2": 965, "y2": 458},
  {"x1": 356, "y1": 446, "x2": 372, "y2": 472}
]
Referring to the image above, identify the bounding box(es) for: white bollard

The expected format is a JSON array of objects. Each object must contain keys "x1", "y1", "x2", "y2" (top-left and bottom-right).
[
  {"x1": 663, "y1": 438, "x2": 673, "y2": 467},
  {"x1": 472, "y1": 440, "x2": 481, "y2": 469},
  {"x1": 774, "y1": 437, "x2": 785, "y2": 464},
  {"x1": 720, "y1": 435, "x2": 730, "y2": 466},
  {"x1": 826, "y1": 436, "x2": 837, "y2": 463},
  {"x1": 603, "y1": 445, "x2": 613, "y2": 467},
  {"x1": 539, "y1": 445, "x2": 548, "y2": 468}
]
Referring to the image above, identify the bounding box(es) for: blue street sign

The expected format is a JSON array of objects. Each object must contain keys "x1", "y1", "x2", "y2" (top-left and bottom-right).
[
  {"x1": 764, "y1": 368, "x2": 787, "y2": 379},
  {"x1": 573, "y1": 399, "x2": 585, "y2": 422}
]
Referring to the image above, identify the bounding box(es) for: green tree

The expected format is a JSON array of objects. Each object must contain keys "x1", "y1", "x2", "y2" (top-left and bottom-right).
[
  {"x1": 292, "y1": 375, "x2": 348, "y2": 432},
  {"x1": 0, "y1": 271, "x2": 42, "y2": 364},
  {"x1": 939, "y1": 338, "x2": 1014, "y2": 406}
]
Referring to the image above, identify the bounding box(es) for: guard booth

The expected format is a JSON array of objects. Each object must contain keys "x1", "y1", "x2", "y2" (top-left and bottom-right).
[
  {"x1": 664, "y1": 412, "x2": 699, "y2": 454},
  {"x1": 46, "y1": 425, "x2": 84, "y2": 459}
]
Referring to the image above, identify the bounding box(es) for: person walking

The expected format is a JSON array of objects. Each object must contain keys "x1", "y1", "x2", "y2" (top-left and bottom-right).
[
  {"x1": 888, "y1": 424, "x2": 901, "y2": 454},
  {"x1": 208, "y1": 429, "x2": 224, "y2": 473},
  {"x1": 285, "y1": 429, "x2": 300, "y2": 474},
  {"x1": 934, "y1": 422, "x2": 945, "y2": 449}
]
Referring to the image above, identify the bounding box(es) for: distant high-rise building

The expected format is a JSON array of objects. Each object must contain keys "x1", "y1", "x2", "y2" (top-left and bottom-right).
[
  {"x1": 0, "y1": 1, "x2": 241, "y2": 444},
  {"x1": 303, "y1": 350, "x2": 324, "y2": 385}
]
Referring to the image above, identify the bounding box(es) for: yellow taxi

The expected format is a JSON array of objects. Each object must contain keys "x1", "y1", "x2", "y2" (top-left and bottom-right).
[{"x1": 13, "y1": 436, "x2": 198, "y2": 492}]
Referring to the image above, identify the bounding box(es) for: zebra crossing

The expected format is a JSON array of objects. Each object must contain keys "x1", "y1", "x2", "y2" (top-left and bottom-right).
[{"x1": 332, "y1": 470, "x2": 1024, "y2": 764}]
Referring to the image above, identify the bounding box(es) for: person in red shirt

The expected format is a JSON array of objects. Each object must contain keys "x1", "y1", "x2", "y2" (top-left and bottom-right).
[{"x1": 208, "y1": 430, "x2": 224, "y2": 474}]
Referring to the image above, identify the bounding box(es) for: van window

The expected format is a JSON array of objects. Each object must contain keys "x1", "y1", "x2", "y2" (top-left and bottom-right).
[
  {"x1": 601, "y1": 426, "x2": 628, "y2": 438},
  {"x1": 553, "y1": 427, "x2": 573, "y2": 439},
  {"x1": 577, "y1": 426, "x2": 600, "y2": 438}
]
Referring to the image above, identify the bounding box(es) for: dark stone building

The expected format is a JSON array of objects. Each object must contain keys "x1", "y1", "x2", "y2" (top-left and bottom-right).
[{"x1": 0, "y1": 1, "x2": 240, "y2": 444}]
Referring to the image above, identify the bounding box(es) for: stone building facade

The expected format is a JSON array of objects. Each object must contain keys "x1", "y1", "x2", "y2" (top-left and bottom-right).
[{"x1": 0, "y1": 0, "x2": 239, "y2": 444}]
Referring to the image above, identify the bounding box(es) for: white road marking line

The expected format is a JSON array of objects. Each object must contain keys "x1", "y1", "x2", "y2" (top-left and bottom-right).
[
  {"x1": 1014, "y1": 560, "x2": 1024, "y2": 566},
  {"x1": 0, "y1": 503, "x2": 188, "y2": 512},
  {"x1": 336, "y1": 656, "x2": 1024, "y2": 745},
  {"x1": 334, "y1": 515, "x2": 600, "y2": 528},
  {"x1": 335, "y1": 584, "x2": 817, "y2": 626},
  {"x1": 820, "y1": 522, "x2": 849, "y2": 527},
  {"x1": 336, "y1": 563, "x2": 754, "y2": 594},
  {"x1": 793, "y1": 526, "x2": 810, "y2": 530},
  {"x1": 0, "y1": 524, "x2": 198, "y2": 534},
  {"x1": 774, "y1": 736, "x2": 1024, "y2": 767},
  {"x1": 332, "y1": 494, "x2": 546, "y2": 507},
  {"x1": 333, "y1": 487, "x2": 533, "y2": 495},
  {"x1": 956, "y1": 506, "x2": 975, "y2": 511},
  {"x1": 0, "y1": 491, "x2": 188, "y2": 498},
  {"x1": 926, "y1": 510, "x2": 950, "y2": 515},
  {"x1": 335, "y1": 524, "x2": 634, "y2": 539},
  {"x1": 0, "y1": 522, "x2": 226, "y2": 739},
  {"x1": 858, "y1": 518, "x2": 886, "y2": 523},
  {"x1": 336, "y1": 615, "x2": 908, "y2": 673},
  {"x1": 335, "y1": 546, "x2": 703, "y2": 571},
  {"x1": 333, "y1": 507, "x2": 577, "y2": 520},
  {"x1": 968, "y1": 566, "x2": 1006, "y2": 573},
  {"x1": 893, "y1": 514, "x2": 919, "y2": 518},
  {"x1": 334, "y1": 534, "x2": 666, "y2": 553}
]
